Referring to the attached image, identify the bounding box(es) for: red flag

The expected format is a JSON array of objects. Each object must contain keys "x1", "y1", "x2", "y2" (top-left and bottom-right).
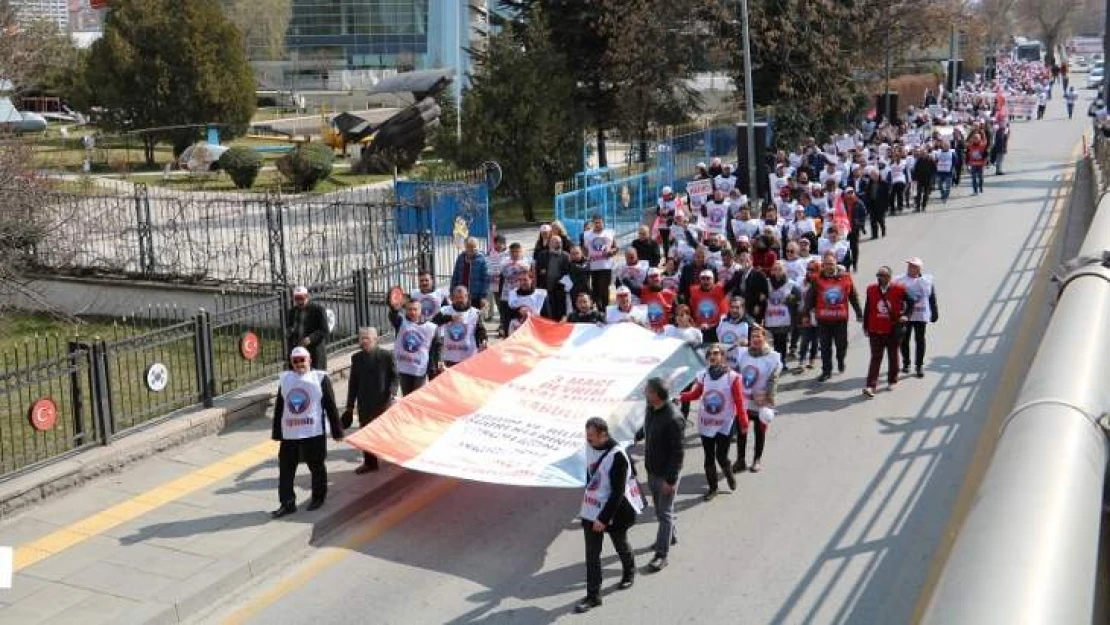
[{"x1": 833, "y1": 193, "x2": 851, "y2": 235}]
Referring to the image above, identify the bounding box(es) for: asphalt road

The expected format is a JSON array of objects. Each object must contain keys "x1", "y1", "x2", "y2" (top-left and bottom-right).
[{"x1": 205, "y1": 95, "x2": 1091, "y2": 625}]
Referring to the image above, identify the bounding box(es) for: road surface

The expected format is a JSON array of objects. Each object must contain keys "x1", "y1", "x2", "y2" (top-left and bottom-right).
[{"x1": 205, "y1": 96, "x2": 1090, "y2": 625}]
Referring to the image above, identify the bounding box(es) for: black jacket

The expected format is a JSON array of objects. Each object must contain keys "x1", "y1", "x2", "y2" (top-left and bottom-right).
[
  {"x1": 346, "y1": 348, "x2": 397, "y2": 418},
  {"x1": 589, "y1": 440, "x2": 638, "y2": 529},
  {"x1": 272, "y1": 374, "x2": 343, "y2": 441},
  {"x1": 631, "y1": 237, "x2": 662, "y2": 268},
  {"x1": 726, "y1": 267, "x2": 770, "y2": 320},
  {"x1": 567, "y1": 310, "x2": 605, "y2": 323},
  {"x1": 286, "y1": 302, "x2": 329, "y2": 369},
  {"x1": 679, "y1": 262, "x2": 717, "y2": 304},
  {"x1": 637, "y1": 402, "x2": 685, "y2": 485}
]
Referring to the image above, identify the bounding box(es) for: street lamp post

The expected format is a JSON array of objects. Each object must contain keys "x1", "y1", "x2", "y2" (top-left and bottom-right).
[{"x1": 739, "y1": 0, "x2": 758, "y2": 204}]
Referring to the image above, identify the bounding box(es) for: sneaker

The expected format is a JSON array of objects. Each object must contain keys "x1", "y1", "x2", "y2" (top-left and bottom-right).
[
  {"x1": 750, "y1": 459, "x2": 763, "y2": 473},
  {"x1": 574, "y1": 596, "x2": 602, "y2": 613},
  {"x1": 648, "y1": 556, "x2": 668, "y2": 572},
  {"x1": 863, "y1": 387, "x2": 875, "y2": 398},
  {"x1": 732, "y1": 459, "x2": 748, "y2": 473},
  {"x1": 915, "y1": 366, "x2": 924, "y2": 378},
  {"x1": 888, "y1": 381, "x2": 898, "y2": 391},
  {"x1": 618, "y1": 575, "x2": 635, "y2": 590},
  {"x1": 703, "y1": 489, "x2": 718, "y2": 502},
  {"x1": 902, "y1": 365, "x2": 910, "y2": 374},
  {"x1": 805, "y1": 362, "x2": 815, "y2": 370}
]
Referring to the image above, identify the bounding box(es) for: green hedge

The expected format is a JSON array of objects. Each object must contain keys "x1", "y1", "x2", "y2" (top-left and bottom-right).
[
  {"x1": 277, "y1": 143, "x2": 334, "y2": 192},
  {"x1": 217, "y1": 146, "x2": 263, "y2": 189}
]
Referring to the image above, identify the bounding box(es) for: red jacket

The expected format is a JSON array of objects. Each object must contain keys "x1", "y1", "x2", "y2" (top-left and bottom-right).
[
  {"x1": 814, "y1": 273, "x2": 856, "y2": 322},
  {"x1": 688, "y1": 283, "x2": 728, "y2": 327},
  {"x1": 639, "y1": 286, "x2": 676, "y2": 332},
  {"x1": 680, "y1": 372, "x2": 749, "y2": 432},
  {"x1": 966, "y1": 141, "x2": 988, "y2": 167},
  {"x1": 864, "y1": 282, "x2": 908, "y2": 335},
  {"x1": 752, "y1": 249, "x2": 778, "y2": 271}
]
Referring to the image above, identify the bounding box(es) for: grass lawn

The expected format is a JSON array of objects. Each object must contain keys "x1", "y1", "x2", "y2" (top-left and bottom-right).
[
  {"x1": 0, "y1": 311, "x2": 286, "y2": 477},
  {"x1": 135, "y1": 168, "x2": 391, "y2": 194},
  {"x1": 491, "y1": 195, "x2": 555, "y2": 229}
]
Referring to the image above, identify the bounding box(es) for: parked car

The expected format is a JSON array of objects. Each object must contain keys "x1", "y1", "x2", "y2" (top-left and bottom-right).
[
  {"x1": 1088, "y1": 62, "x2": 1105, "y2": 90},
  {"x1": 1069, "y1": 55, "x2": 1089, "y2": 72}
]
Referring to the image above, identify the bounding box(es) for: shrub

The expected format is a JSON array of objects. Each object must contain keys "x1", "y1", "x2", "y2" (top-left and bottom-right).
[
  {"x1": 277, "y1": 143, "x2": 334, "y2": 192},
  {"x1": 218, "y1": 146, "x2": 263, "y2": 189}
]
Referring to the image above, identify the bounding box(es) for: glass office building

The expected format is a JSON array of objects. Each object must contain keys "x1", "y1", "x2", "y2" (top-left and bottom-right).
[{"x1": 247, "y1": 0, "x2": 490, "y2": 91}]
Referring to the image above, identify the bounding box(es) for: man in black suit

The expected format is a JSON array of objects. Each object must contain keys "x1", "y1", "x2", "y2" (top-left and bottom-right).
[
  {"x1": 342, "y1": 327, "x2": 397, "y2": 474},
  {"x1": 286, "y1": 285, "x2": 329, "y2": 370}
]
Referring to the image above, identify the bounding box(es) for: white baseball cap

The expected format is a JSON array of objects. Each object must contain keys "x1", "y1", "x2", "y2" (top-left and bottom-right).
[
  {"x1": 662, "y1": 185, "x2": 673, "y2": 195},
  {"x1": 290, "y1": 346, "x2": 311, "y2": 361},
  {"x1": 616, "y1": 286, "x2": 632, "y2": 296},
  {"x1": 293, "y1": 285, "x2": 309, "y2": 297},
  {"x1": 905, "y1": 257, "x2": 924, "y2": 268}
]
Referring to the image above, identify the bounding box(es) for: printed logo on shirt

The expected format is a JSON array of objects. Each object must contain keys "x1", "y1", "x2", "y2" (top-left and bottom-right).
[
  {"x1": 447, "y1": 322, "x2": 467, "y2": 342},
  {"x1": 647, "y1": 303, "x2": 664, "y2": 323},
  {"x1": 720, "y1": 330, "x2": 738, "y2": 344},
  {"x1": 419, "y1": 298, "x2": 437, "y2": 318},
  {"x1": 590, "y1": 237, "x2": 608, "y2": 253},
  {"x1": 698, "y1": 300, "x2": 717, "y2": 320},
  {"x1": 824, "y1": 286, "x2": 843, "y2": 305},
  {"x1": 287, "y1": 387, "x2": 311, "y2": 415},
  {"x1": 401, "y1": 329, "x2": 425, "y2": 353},
  {"x1": 702, "y1": 390, "x2": 726, "y2": 415},
  {"x1": 741, "y1": 365, "x2": 760, "y2": 389}
]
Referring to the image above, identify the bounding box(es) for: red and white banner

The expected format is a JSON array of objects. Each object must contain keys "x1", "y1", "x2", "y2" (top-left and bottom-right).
[{"x1": 345, "y1": 317, "x2": 703, "y2": 487}]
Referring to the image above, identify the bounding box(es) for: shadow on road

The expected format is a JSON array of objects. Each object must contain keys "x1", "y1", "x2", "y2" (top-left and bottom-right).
[{"x1": 765, "y1": 171, "x2": 1064, "y2": 624}]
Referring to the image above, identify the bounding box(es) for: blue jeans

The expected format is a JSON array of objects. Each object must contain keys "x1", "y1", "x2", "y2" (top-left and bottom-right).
[
  {"x1": 970, "y1": 166, "x2": 984, "y2": 194},
  {"x1": 648, "y1": 473, "x2": 679, "y2": 558},
  {"x1": 937, "y1": 172, "x2": 953, "y2": 201}
]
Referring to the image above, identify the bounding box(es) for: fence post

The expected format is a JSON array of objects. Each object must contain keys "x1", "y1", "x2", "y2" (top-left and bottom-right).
[
  {"x1": 265, "y1": 192, "x2": 289, "y2": 287},
  {"x1": 353, "y1": 268, "x2": 370, "y2": 330},
  {"x1": 133, "y1": 183, "x2": 155, "y2": 275},
  {"x1": 89, "y1": 340, "x2": 114, "y2": 442},
  {"x1": 418, "y1": 229, "x2": 435, "y2": 276},
  {"x1": 67, "y1": 340, "x2": 88, "y2": 446},
  {"x1": 278, "y1": 288, "x2": 292, "y2": 359},
  {"x1": 194, "y1": 310, "x2": 215, "y2": 407}
]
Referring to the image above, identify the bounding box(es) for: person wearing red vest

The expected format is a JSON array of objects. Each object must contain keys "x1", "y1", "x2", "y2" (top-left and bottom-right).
[
  {"x1": 688, "y1": 269, "x2": 729, "y2": 343},
  {"x1": 966, "y1": 130, "x2": 989, "y2": 195},
  {"x1": 803, "y1": 251, "x2": 863, "y2": 382},
  {"x1": 862, "y1": 266, "x2": 912, "y2": 397},
  {"x1": 638, "y1": 268, "x2": 677, "y2": 333}
]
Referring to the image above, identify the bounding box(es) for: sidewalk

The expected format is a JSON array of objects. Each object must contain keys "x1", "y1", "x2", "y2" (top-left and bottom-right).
[{"x1": 0, "y1": 320, "x2": 503, "y2": 624}]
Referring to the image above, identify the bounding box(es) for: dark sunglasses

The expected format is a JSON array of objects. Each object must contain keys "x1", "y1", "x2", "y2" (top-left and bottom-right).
[{"x1": 292, "y1": 357, "x2": 308, "y2": 364}]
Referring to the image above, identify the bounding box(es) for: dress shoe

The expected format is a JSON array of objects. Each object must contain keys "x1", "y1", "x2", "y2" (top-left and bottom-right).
[
  {"x1": 648, "y1": 556, "x2": 668, "y2": 572},
  {"x1": 703, "y1": 489, "x2": 718, "y2": 502},
  {"x1": 574, "y1": 596, "x2": 602, "y2": 613},
  {"x1": 306, "y1": 497, "x2": 325, "y2": 511},
  {"x1": 732, "y1": 459, "x2": 747, "y2": 473},
  {"x1": 270, "y1": 503, "x2": 296, "y2": 519},
  {"x1": 354, "y1": 462, "x2": 379, "y2": 475},
  {"x1": 618, "y1": 576, "x2": 635, "y2": 590}
]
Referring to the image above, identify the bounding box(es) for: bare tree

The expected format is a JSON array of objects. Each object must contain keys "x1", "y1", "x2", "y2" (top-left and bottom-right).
[
  {"x1": 0, "y1": 0, "x2": 76, "y2": 97},
  {"x1": 1017, "y1": 0, "x2": 1082, "y2": 65},
  {"x1": 222, "y1": 0, "x2": 293, "y2": 62}
]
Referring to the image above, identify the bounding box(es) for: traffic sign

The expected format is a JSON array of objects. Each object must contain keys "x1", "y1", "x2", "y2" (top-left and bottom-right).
[
  {"x1": 240, "y1": 331, "x2": 261, "y2": 361},
  {"x1": 28, "y1": 398, "x2": 58, "y2": 432}
]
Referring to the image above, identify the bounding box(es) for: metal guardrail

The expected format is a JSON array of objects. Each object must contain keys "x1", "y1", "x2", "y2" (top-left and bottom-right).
[{"x1": 923, "y1": 150, "x2": 1110, "y2": 623}]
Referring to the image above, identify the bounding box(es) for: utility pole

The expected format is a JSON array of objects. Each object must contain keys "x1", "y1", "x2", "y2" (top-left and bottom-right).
[
  {"x1": 949, "y1": 24, "x2": 959, "y2": 95},
  {"x1": 456, "y1": 0, "x2": 463, "y2": 142},
  {"x1": 883, "y1": 30, "x2": 892, "y2": 123},
  {"x1": 1104, "y1": 0, "x2": 1110, "y2": 103},
  {"x1": 740, "y1": 0, "x2": 758, "y2": 204}
]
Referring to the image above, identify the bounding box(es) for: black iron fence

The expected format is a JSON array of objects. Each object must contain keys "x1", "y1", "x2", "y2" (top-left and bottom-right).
[{"x1": 0, "y1": 263, "x2": 409, "y2": 479}]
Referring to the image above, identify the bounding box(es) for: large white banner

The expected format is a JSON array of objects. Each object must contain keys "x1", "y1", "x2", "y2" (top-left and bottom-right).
[{"x1": 346, "y1": 318, "x2": 703, "y2": 487}]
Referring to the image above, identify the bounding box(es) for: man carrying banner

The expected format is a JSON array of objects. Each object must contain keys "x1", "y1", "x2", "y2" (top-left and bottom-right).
[
  {"x1": 429, "y1": 286, "x2": 488, "y2": 370},
  {"x1": 638, "y1": 378, "x2": 685, "y2": 573},
  {"x1": 507, "y1": 270, "x2": 547, "y2": 335},
  {"x1": 342, "y1": 328, "x2": 396, "y2": 474},
  {"x1": 680, "y1": 344, "x2": 747, "y2": 501},
  {"x1": 387, "y1": 299, "x2": 441, "y2": 396},
  {"x1": 271, "y1": 347, "x2": 345, "y2": 518},
  {"x1": 576, "y1": 417, "x2": 641, "y2": 614}
]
